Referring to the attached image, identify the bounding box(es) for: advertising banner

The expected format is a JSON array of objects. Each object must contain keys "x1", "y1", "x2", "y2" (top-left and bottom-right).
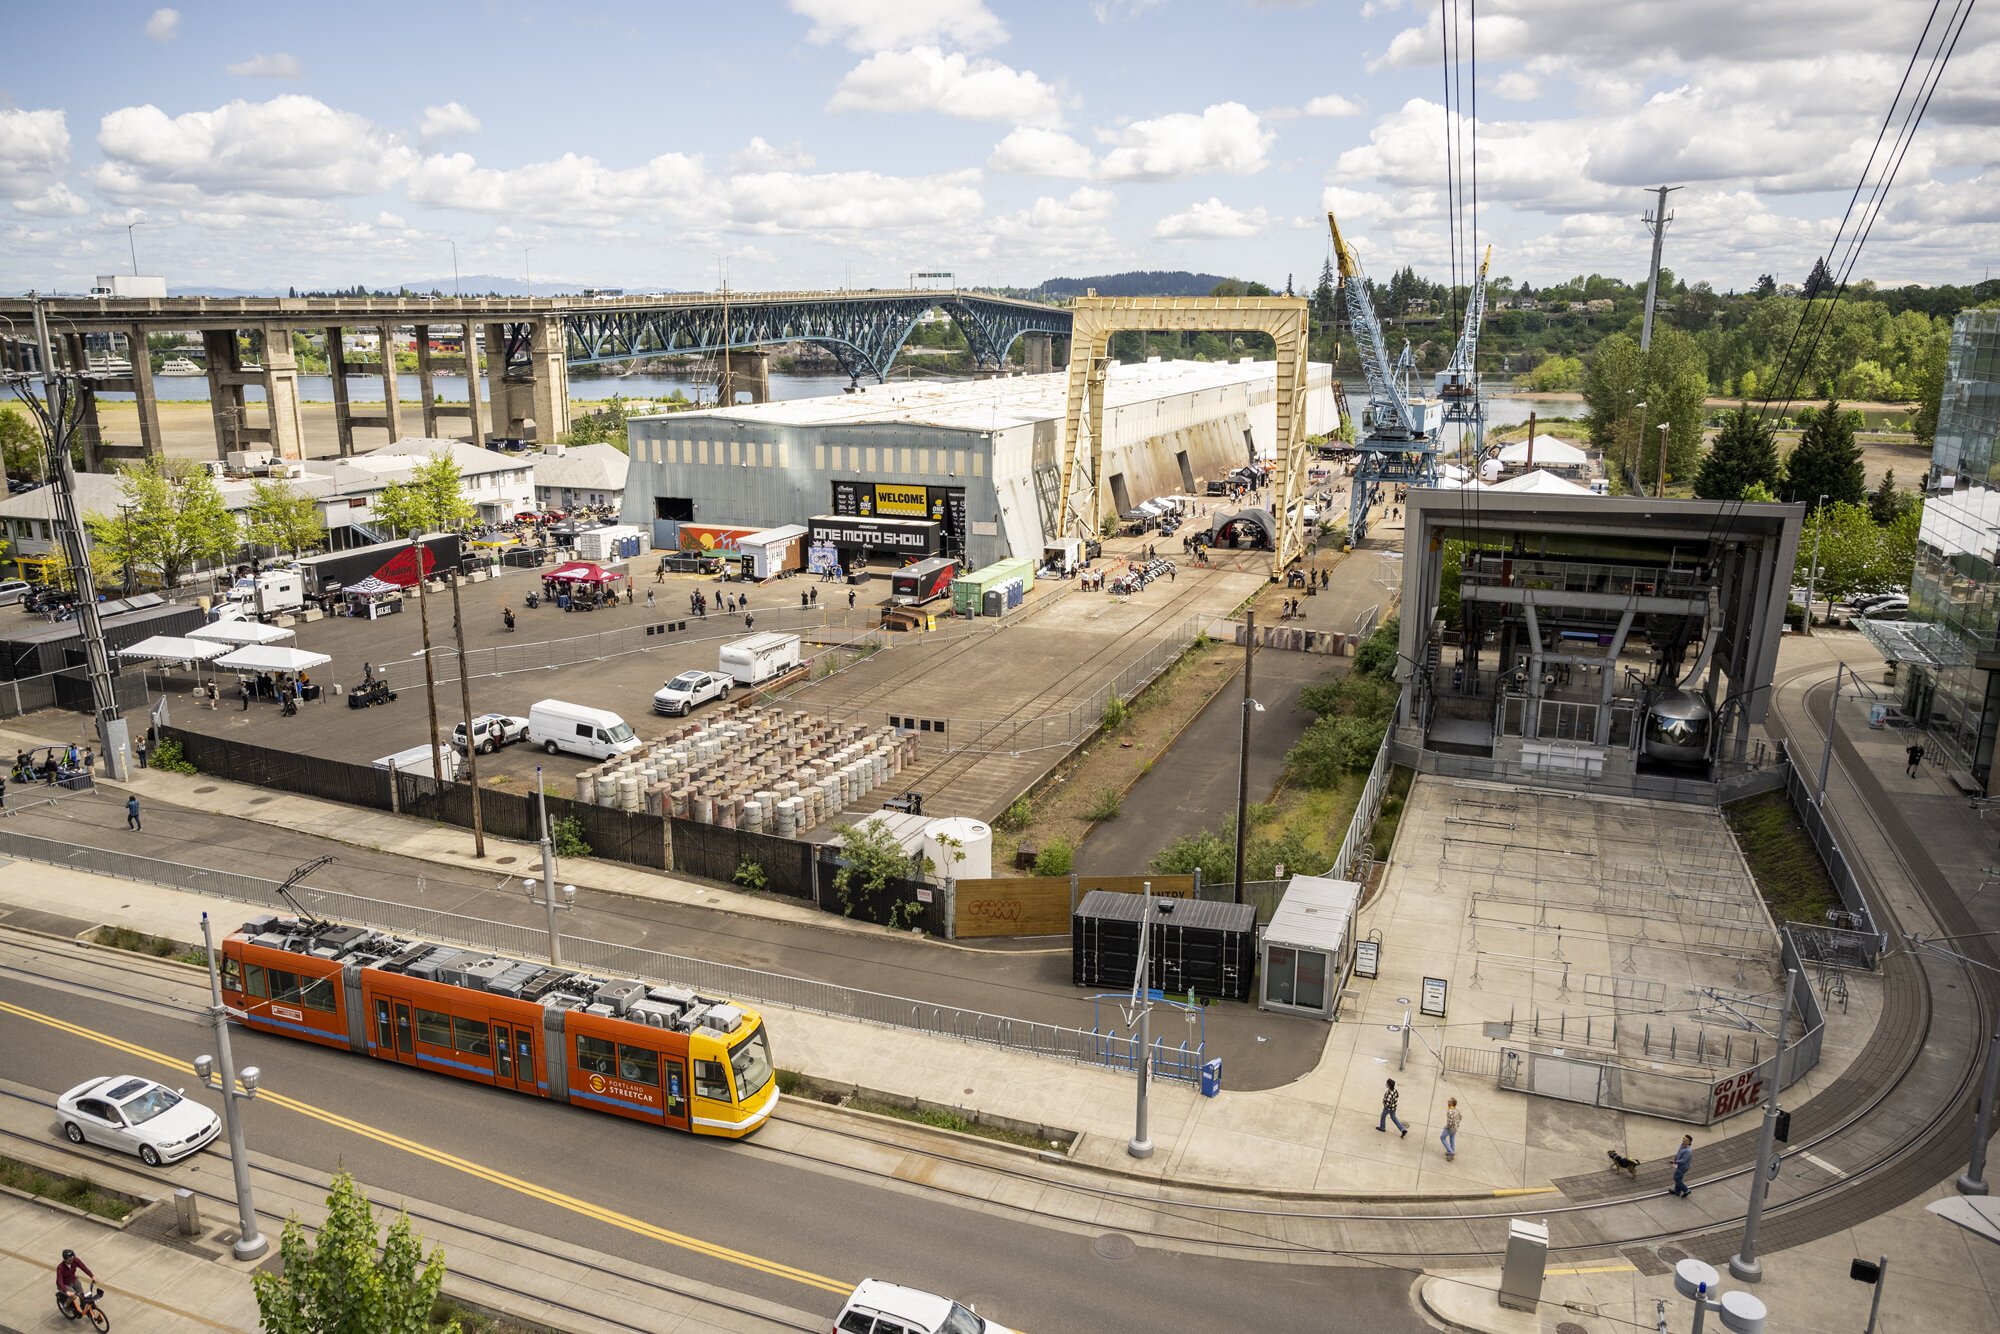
[
  {"x1": 677, "y1": 524, "x2": 759, "y2": 554},
  {"x1": 875, "y1": 483, "x2": 930, "y2": 517}
]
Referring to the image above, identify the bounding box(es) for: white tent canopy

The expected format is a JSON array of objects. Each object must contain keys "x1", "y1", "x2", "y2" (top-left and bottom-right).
[
  {"x1": 212, "y1": 645, "x2": 332, "y2": 673},
  {"x1": 1488, "y1": 469, "x2": 1593, "y2": 495},
  {"x1": 116, "y1": 635, "x2": 231, "y2": 662},
  {"x1": 187, "y1": 621, "x2": 295, "y2": 646},
  {"x1": 1498, "y1": 435, "x2": 1588, "y2": 467}
]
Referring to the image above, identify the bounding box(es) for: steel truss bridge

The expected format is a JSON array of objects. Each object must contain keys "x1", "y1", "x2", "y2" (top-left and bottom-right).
[{"x1": 0, "y1": 289, "x2": 1073, "y2": 386}]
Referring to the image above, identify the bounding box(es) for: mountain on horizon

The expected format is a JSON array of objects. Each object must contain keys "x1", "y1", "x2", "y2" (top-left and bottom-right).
[{"x1": 1037, "y1": 270, "x2": 1238, "y2": 298}]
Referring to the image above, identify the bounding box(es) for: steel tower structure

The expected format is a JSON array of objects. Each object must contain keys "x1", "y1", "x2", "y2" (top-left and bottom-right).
[
  {"x1": 1329, "y1": 212, "x2": 1436, "y2": 540},
  {"x1": 1434, "y1": 243, "x2": 1493, "y2": 467}
]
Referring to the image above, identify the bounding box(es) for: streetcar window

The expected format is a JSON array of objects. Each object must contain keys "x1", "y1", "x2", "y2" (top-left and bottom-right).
[
  {"x1": 731, "y1": 1026, "x2": 774, "y2": 1104},
  {"x1": 268, "y1": 969, "x2": 300, "y2": 1003},
  {"x1": 222, "y1": 956, "x2": 242, "y2": 992},
  {"x1": 616, "y1": 1045, "x2": 658, "y2": 1086},
  {"x1": 576, "y1": 1034, "x2": 617, "y2": 1075},
  {"x1": 694, "y1": 1059, "x2": 730, "y2": 1102},
  {"x1": 244, "y1": 964, "x2": 267, "y2": 999},
  {"x1": 453, "y1": 1017, "x2": 492, "y2": 1057},
  {"x1": 414, "y1": 1007, "x2": 453, "y2": 1047},
  {"x1": 299, "y1": 975, "x2": 337, "y2": 1014}
]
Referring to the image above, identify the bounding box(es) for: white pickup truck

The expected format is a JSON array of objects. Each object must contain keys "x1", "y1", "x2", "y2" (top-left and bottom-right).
[
  {"x1": 451, "y1": 713, "x2": 531, "y2": 753},
  {"x1": 652, "y1": 669, "x2": 732, "y2": 716}
]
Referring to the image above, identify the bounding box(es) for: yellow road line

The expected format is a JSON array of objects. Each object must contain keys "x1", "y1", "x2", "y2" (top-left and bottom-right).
[
  {"x1": 0, "y1": 1242, "x2": 243, "y2": 1332},
  {"x1": 0, "y1": 999, "x2": 852, "y2": 1296},
  {"x1": 1491, "y1": 1186, "x2": 1560, "y2": 1196},
  {"x1": 1547, "y1": 1263, "x2": 1639, "y2": 1276}
]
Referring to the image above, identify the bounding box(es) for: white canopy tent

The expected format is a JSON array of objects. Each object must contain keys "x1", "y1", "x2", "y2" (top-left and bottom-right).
[
  {"x1": 212, "y1": 645, "x2": 332, "y2": 673},
  {"x1": 1497, "y1": 435, "x2": 1589, "y2": 468},
  {"x1": 187, "y1": 621, "x2": 295, "y2": 646},
  {"x1": 115, "y1": 635, "x2": 232, "y2": 663},
  {"x1": 1488, "y1": 469, "x2": 1593, "y2": 495}
]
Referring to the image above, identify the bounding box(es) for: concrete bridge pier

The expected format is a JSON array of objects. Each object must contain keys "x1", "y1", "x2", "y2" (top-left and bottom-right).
[
  {"x1": 202, "y1": 326, "x2": 304, "y2": 461},
  {"x1": 483, "y1": 320, "x2": 569, "y2": 442},
  {"x1": 1020, "y1": 332, "x2": 1054, "y2": 375},
  {"x1": 718, "y1": 348, "x2": 771, "y2": 404},
  {"x1": 326, "y1": 325, "x2": 403, "y2": 455},
  {"x1": 53, "y1": 326, "x2": 163, "y2": 470},
  {"x1": 413, "y1": 322, "x2": 485, "y2": 446}
]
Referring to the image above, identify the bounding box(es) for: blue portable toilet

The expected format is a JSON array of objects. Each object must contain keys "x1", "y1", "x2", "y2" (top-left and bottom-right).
[{"x1": 1200, "y1": 1058, "x2": 1223, "y2": 1098}]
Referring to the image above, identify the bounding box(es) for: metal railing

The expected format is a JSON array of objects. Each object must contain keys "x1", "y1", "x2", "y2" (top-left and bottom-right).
[{"x1": 0, "y1": 829, "x2": 1202, "y2": 1083}]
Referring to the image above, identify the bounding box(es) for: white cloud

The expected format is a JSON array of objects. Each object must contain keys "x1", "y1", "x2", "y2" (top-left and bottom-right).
[
  {"x1": 978, "y1": 186, "x2": 1123, "y2": 265},
  {"x1": 409, "y1": 150, "x2": 708, "y2": 218},
  {"x1": 1097, "y1": 102, "x2": 1274, "y2": 181},
  {"x1": 1495, "y1": 71, "x2": 1540, "y2": 101},
  {"x1": 225, "y1": 52, "x2": 302, "y2": 80},
  {"x1": 789, "y1": 0, "x2": 1006, "y2": 52},
  {"x1": 1091, "y1": 0, "x2": 1166, "y2": 21},
  {"x1": 96, "y1": 96, "x2": 416, "y2": 199},
  {"x1": 145, "y1": 8, "x2": 180, "y2": 41},
  {"x1": 828, "y1": 47, "x2": 1066, "y2": 125},
  {"x1": 13, "y1": 184, "x2": 89, "y2": 218},
  {"x1": 1154, "y1": 197, "x2": 1273, "y2": 239},
  {"x1": 418, "y1": 102, "x2": 481, "y2": 141},
  {"x1": 1305, "y1": 94, "x2": 1365, "y2": 117},
  {"x1": 730, "y1": 137, "x2": 815, "y2": 172},
  {"x1": 730, "y1": 168, "x2": 984, "y2": 233},
  {"x1": 987, "y1": 127, "x2": 1096, "y2": 178},
  {"x1": 0, "y1": 108, "x2": 71, "y2": 199}
]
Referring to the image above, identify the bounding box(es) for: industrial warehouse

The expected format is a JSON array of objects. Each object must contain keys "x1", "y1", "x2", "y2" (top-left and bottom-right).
[{"x1": 619, "y1": 358, "x2": 1341, "y2": 569}]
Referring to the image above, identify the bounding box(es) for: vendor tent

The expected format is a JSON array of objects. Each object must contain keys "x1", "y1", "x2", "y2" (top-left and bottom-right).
[
  {"x1": 1259, "y1": 874, "x2": 1363, "y2": 1020},
  {"x1": 187, "y1": 621, "x2": 295, "y2": 646},
  {"x1": 212, "y1": 645, "x2": 333, "y2": 673},
  {"x1": 1497, "y1": 435, "x2": 1588, "y2": 468},
  {"x1": 116, "y1": 635, "x2": 231, "y2": 662},
  {"x1": 1488, "y1": 469, "x2": 1593, "y2": 495},
  {"x1": 546, "y1": 561, "x2": 620, "y2": 584},
  {"x1": 342, "y1": 576, "x2": 401, "y2": 596}
]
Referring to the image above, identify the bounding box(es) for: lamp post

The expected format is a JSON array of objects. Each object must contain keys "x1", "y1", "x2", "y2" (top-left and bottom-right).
[
  {"x1": 525, "y1": 249, "x2": 534, "y2": 299},
  {"x1": 1656, "y1": 421, "x2": 1670, "y2": 498},
  {"x1": 1629, "y1": 398, "x2": 1648, "y2": 492},
  {"x1": 126, "y1": 222, "x2": 142, "y2": 277},
  {"x1": 526, "y1": 767, "x2": 576, "y2": 965},
  {"x1": 445, "y1": 573, "x2": 484, "y2": 857},
  {"x1": 196, "y1": 913, "x2": 267, "y2": 1260},
  {"x1": 1127, "y1": 880, "x2": 1156, "y2": 1159},
  {"x1": 1232, "y1": 610, "x2": 1262, "y2": 904},
  {"x1": 449, "y1": 240, "x2": 460, "y2": 298},
  {"x1": 1803, "y1": 494, "x2": 1830, "y2": 636},
  {"x1": 1816, "y1": 661, "x2": 1847, "y2": 803}
]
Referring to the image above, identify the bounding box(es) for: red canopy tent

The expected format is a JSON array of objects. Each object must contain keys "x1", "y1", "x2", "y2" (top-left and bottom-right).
[{"x1": 545, "y1": 562, "x2": 620, "y2": 585}]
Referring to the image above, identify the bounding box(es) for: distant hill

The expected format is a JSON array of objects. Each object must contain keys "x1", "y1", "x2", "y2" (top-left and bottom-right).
[{"x1": 1037, "y1": 271, "x2": 1239, "y2": 298}]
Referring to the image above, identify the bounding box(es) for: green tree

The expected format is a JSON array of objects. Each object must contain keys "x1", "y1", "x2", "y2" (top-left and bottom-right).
[
  {"x1": 0, "y1": 406, "x2": 42, "y2": 481},
  {"x1": 1741, "y1": 480, "x2": 1778, "y2": 503},
  {"x1": 1781, "y1": 400, "x2": 1866, "y2": 506},
  {"x1": 1520, "y1": 354, "x2": 1584, "y2": 393},
  {"x1": 84, "y1": 456, "x2": 239, "y2": 589},
  {"x1": 1639, "y1": 327, "x2": 1710, "y2": 488},
  {"x1": 1693, "y1": 405, "x2": 1781, "y2": 501},
  {"x1": 1580, "y1": 333, "x2": 1644, "y2": 446},
  {"x1": 1795, "y1": 501, "x2": 1887, "y2": 603},
  {"x1": 1310, "y1": 258, "x2": 1338, "y2": 331},
  {"x1": 244, "y1": 478, "x2": 325, "y2": 557},
  {"x1": 1149, "y1": 828, "x2": 1237, "y2": 883},
  {"x1": 564, "y1": 395, "x2": 635, "y2": 452},
  {"x1": 1910, "y1": 325, "x2": 1951, "y2": 447},
  {"x1": 372, "y1": 454, "x2": 476, "y2": 536},
  {"x1": 831, "y1": 818, "x2": 927, "y2": 928},
  {"x1": 252, "y1": 1171, "x2": 458, "y2": 1334},
  {"x1": 1867, "y1": 469, "x2": 1909, "y2": 525}
]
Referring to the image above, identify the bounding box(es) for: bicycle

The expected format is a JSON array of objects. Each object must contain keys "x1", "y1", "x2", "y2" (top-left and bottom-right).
[{"x1": 57, "y1": 1283, "x2": 111, "y2": 1331}]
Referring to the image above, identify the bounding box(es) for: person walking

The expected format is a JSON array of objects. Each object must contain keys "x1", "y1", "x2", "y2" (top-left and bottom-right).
[
  {"x1": 847, "y1": 589, "x2": 856, "y2": 610},
  {"x1": 1671, "y1": 1134, "x2": 1695, "y2": 1196},
  {"x1": 125, "y1": 794, "x2": 142, "y2": 832},
  {"x1": 626, "y1": 584, "x2": 635, "y2": 605},
  {"x1": 645, "y1": 588, "x2": 655, "y2": 609},
  {"x1": 1905, "y1": 742, "x2": 1926, "y2": 777},
  {"x1": 810, "y1": 586, "x2": 819, "y2": 605},
  {"x1": 1440, "y1": 1097, "x2": 1461, "y2": 1161},
  {"x1": 744, "y1": 613, "x2": 755, "y2": 631},
  {"x1": 0, "y1": 772, "x2": 7, "y2": 810},
  {"x1": 1377, "y1": 1078, "x2": 1407, "y2": 1137}
]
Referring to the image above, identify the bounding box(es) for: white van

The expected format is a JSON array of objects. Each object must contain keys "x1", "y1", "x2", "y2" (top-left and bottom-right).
[{"x1": 528, "y1": 699, "x2": 642, "y2": 760}]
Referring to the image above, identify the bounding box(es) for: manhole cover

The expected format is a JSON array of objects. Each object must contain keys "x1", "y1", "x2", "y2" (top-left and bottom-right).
[
  {"x1": 1657, "y1": 1245, "x2": 1688, "y2": 1266},
  {"x1": 1091, "y1": 1233, "x2": 1136, "y2": 1261},
  {"x1": 1557, "y1": 1323, "x2": 1589, "y2": 1334},
  {"x1": 193, "y1": 786, "x2": 218, "y2": 794},
  {"x1": 495, "y1": 856, "x2": 517, "y2": 866}
]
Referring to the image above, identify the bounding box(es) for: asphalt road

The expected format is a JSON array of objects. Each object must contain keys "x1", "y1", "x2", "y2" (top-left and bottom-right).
[
  {"x1": 0, "y1": 957, "x2": 1431, "y2": 1333},
  {"x1": 1, "y1": 786, "x2": 1329, "y2": 1091}
]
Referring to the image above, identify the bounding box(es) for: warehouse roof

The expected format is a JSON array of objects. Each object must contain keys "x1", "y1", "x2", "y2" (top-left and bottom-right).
[{"x1": 636, "y1": 357, "x2": 1330, "y2": 433}]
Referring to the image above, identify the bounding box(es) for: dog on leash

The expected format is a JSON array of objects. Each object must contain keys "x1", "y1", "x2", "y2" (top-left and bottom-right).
[{"x1": 1606, "y1": 1148, "x2": 1641, "y2": 1177}]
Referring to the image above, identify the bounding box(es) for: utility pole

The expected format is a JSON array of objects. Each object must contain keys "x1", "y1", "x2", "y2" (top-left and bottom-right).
[
  {"x1": 30, "y1": 298, "x2": 131, "y2": 779},
  {"x1": 1640, "y1": 185, "x2": 1681, "y2": 353},
  {"x1": 1233, "y1": 610, "x2": 1256, "y2": 904},
  {"x1": 196, "y1": 913, "x2": 268, "y2": 1260},
  {"x1": 411, "y1": 536, "x2": 445, "y2": 794},
  {"x1": 446, "y1": 573, "x2": 484, "y2": 857},
  {"x1": 1656, "y1": 421, "x2": 1670, "y2": 499},
  {"x1": 1127, "y1": 880, "x2": 1155, "y2": 1159},
  {"x1": 1817, "y1": 662, "x2": 1845, "y2": 802},
  {"x1": 525, "y1": 768, "x2": 575, "y2": 966},
  {"x1": 1731, "y1": 967, "x2": 1798, "y2": 1282}
]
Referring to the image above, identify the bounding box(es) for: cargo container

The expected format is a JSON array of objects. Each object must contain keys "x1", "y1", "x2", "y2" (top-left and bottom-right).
[
  {"x1": 291, "y1": 536, "x2": 463, "y2": 602},
  {"x1": 889, "y1": 556, "x2": 958, "y2": 607},
  {"x1": 949, "y1": 557, "x2": 1036, "y2": 618},
  {"x1": 1072, "y1": 890, "x2": 1257, "y2": 1002}
]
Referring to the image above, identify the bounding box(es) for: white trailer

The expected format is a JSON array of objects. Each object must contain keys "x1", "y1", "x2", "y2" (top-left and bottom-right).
[
  {"x1": 718, "y1": 631, "x2": 800, "y2": 686},
  {"x1": 225, "y1": 570, "x2": 305, "y2": 621}
]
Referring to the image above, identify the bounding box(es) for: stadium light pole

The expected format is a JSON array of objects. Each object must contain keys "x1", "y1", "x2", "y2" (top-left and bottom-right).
[
  {"x1": 1804, "y1": 494, "x2": 1830, "y2": 636},
  {"x1": 197, "y1": 913, "x2": 267, "y2": 1261}
]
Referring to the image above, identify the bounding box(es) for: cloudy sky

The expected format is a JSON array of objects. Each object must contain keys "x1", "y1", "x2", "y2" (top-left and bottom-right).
[{"x1": 3, "y1": 0, "x2": 1995, "y2": 296}]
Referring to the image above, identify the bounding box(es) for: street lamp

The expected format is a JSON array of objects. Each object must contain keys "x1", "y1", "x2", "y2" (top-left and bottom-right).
[
  {"x1": 126, "y1": 222, "x2": 143, "y2": 277},
  {"x1": 525, "y1": 248, "x2": 534, "y2": 299},
  {"x1": 1630, "y1": 398, "x2": 1648, "y2": 491},
  {"x1": 1803, "y1": 493, "x2": 1830, "y2": 636},
  {"x1": 196, "y1": 912, "x2": 268, "y2": 1260},
  {"x1": 525, "y1": 766, "x2": 577, "y2": 965},
  {"x1": 1658, "y1": 1258, "x2": 1767, "y2": 1334},
  {"x1": 1655, "y1": 421, "x2": 1670, "y2": 498},
  {"x1": 449, "y1": 240, "x2": 460, "y2": 298},
  {"x1": 1730, "y1": 966, "x2": 1798, "y2": 1282}
]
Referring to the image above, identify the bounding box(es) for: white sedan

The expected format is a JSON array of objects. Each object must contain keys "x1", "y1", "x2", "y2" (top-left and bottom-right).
[{"x1": 56, "y1": 1076, "x2": 221, "y2": 1167}]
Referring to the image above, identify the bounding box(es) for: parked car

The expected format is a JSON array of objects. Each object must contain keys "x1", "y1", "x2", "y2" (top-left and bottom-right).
[
  {"x1": 0, "y1": 578, "x2": 31, "y2": 607},
  {"x1": 836, "y1": 1279, "x2": 1017, "y2": 1334},
  {"x1": 652, "y1": 669, "x2": 732, "y2": 716},
  {"x1": 1850, "y1": 591, "x2": 1907, "y2": 613},
  {"x1": 452, "y1": 712, "x2": 531, "y2": 753},
  {"x1": 1859, "y1": 597, "x2": 1909, "y2": 621},
  {"x1": 56, "y1": 1076, "x2": 220, "y2": 1167}
]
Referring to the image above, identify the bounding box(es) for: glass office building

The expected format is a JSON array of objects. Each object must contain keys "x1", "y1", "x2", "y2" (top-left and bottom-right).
[{"x1": 1896, "y1": 310, "x2": 2000, "y2": 790}]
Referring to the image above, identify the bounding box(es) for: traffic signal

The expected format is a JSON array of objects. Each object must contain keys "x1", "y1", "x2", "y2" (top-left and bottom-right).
[{"x1": 1774, "y1": 1109, "x2": 1792, "y2": 1143}]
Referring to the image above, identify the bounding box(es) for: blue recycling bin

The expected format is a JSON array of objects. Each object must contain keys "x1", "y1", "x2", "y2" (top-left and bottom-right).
[{"x1": 1200, "y1": 1058, "x2": 1223, "y2": 1098}]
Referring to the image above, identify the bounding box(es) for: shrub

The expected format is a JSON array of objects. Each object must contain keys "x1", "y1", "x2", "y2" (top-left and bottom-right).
[
  {"x1": 1101, "y1": 697, "x2": 1130, "y2": 730},
  {"x1": 1086, "y1": 788, "x2": 1122, "y2": 822},
  {"x1": 1286, "y1": 714, "x2": 1386, "y2": 787},
  {"x1": 832, "y1": 818, "x2": 932, "y2": 929},
  {"x1": 731, "y1": 859, "x2": 769, "y2": 892},
  {"x1": 148, "y1": 736, "x2": 196, "y2": 774},
  {"x1": 1352, "y1": 615, "x2": 1401, "y2": 681},
  {"x1": 1149, "y1": 828, "x2": 1236, "y2": 883},
  {"x1": 1033, "y1": 839, "x2": 1074, "y2": 876},
  {"x1": 550, "y1": 816, "x2": 591, "y2": 859},
  {"x1": 995, "y1": 796, "x2": 1033, "y2": 831}
]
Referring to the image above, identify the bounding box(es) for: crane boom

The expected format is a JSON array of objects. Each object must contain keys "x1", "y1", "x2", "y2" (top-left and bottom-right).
[
  {"x1": 1436, "y1": 243, "x2": 1492, "y2": 400},
  {"x1": 1327, "y1": 211, "x2": 1417, "y2": 441}
]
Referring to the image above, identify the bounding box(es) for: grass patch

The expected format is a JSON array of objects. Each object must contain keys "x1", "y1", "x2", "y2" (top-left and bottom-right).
[
  {"x1": 92, "y1": 925, "x2": 183, "y2": 958},
  {"x1": 1085, "y1": 788, "x2": 1122, "y2": 822},
  {"x1": 845, "y1": 1097, "x2": 1059, "y2": 1151},
  {"x1": 428, "y1": 1295, "x2": 560, "y2": 1334},
  {"x1": 1725, "y1": 791, "x2": 1841, "y2": 923},
  {"x1": 0, "y1": 1155, "x2": 134, "y2": 1221}
]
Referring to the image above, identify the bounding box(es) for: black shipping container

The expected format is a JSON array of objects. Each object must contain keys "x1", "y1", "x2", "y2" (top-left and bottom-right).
[{"x1": 1072, "y1": 890, "x2": 1258, "y2": 1002}]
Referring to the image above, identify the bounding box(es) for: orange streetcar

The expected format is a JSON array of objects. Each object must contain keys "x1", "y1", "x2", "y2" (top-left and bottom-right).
[{"x1": 220, "y1": 912, "x2": 776, "y2": 1138}]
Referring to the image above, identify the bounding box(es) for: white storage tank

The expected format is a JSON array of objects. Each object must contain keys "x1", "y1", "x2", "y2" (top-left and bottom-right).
[{"x1": 924, "y1": 817, "x2": 992, "y2": 882}]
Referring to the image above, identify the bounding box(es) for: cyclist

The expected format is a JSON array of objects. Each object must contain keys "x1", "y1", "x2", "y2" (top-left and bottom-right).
[{"x1": 56, "y1": 1247, "x2": 95, "y2": 1310}]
